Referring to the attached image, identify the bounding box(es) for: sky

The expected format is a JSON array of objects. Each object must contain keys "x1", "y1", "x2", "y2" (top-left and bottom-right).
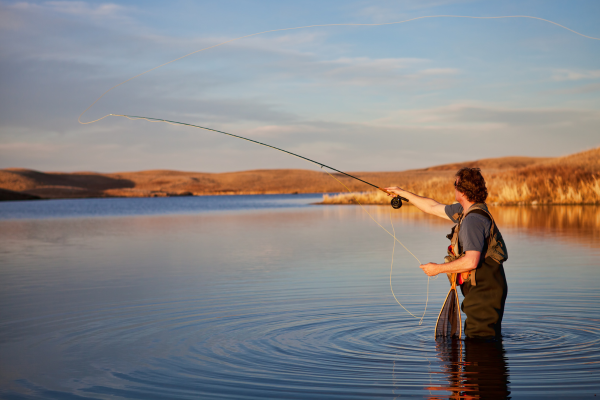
[{"x1": 0, "y1": 0, "x2": 599, "y2": 173}]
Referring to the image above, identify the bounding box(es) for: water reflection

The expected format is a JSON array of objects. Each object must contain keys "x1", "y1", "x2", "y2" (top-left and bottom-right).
[
  {"x1": 463, "y1": 340, "x2": 510, "y2": 399},
  {"x1": 1, "y1": 199, "x2": 599, "y2": 399},
  {"x1": 425, "y1": 339, "x2": 464, "y2": 399},
  {"x1": 364, "y1": 205, "x2": 600, "y2": 247},
  {"x1": 491, "y1": 205, "x2": 600, "y2": 247},
  {"x1": 429, "y1": 339, "x2": 510, "y2": 399}
]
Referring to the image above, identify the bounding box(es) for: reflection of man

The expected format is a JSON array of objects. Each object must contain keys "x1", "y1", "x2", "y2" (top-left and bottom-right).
[
  {"x1": 430, "y1": 339, "x2": 511, "y2": 399},
  {"x1": 386, "y1": 167, "x2": 508, "y2": 338},
  {"x1": 463, "y1": 339, "x2": 511, "y2": 398}
]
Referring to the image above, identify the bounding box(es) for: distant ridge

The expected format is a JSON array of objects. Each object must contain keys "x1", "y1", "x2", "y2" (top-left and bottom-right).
[
  {"x1": 0, "y1": 188, "x2": 41, "y2": 201},
  {"x1": 323, "y1": 147, "x2": 600, "y2": 205},
  {"x1": 420, "y1": 156, "x2": 550, "y2": 171},
  {"x1": 1, "y1": 148, "x2": 598, "y2": 202}
]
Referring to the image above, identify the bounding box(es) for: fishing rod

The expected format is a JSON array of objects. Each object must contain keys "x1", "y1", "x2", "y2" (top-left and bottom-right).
[{"x1": 111, "y1": 114, "x2": 409, "y2": 208}]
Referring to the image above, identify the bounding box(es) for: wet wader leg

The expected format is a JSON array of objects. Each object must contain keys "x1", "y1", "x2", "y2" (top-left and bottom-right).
[{"x1": 460, "y1": 258, "x2": 508, "y2": 338}]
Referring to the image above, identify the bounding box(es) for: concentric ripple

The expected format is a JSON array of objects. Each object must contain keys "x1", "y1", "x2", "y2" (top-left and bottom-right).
[
  {"x1": 1, "y1": 203, "x2": 600, "y2": 399},
  {"x1": 2, "y1": 290, "x2": 599, "y2": 399}
]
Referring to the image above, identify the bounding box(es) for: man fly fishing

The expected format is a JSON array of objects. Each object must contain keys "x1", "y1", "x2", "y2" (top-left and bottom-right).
[
  {"x1": 385, "y1": 167, "x2": 508, "y2": 339},
  {"x1": 105, "y1": 114, "x2": 507, "y2": 339}
]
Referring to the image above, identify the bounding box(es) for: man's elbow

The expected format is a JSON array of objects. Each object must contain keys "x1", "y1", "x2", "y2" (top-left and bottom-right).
[
  {"x1": 431, "y1": 203, "x2": 450, "y2": 220},
  {"x1": 464, "y1": 251, "x2": 481, "y2": 271}
]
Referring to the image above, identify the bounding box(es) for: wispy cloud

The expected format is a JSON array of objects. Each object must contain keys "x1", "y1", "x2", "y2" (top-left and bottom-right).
[
  {"x1": 245, "y1": 125, "x2": 298, "y2": 138},
  {"x1": 375, "y1": 103, "x2": 600, "y2": 129},
  {"x1": 1, "y1": 0, "x2": 598, "y2": 173},
  {"x1": 355, "y1": 0, "x2": 474, "y2": 23},
  {"x1": 45, "y1": 1, "x2": 125, "y2": 16},
  {"x1": 3, "y1": 102, "x2": 598, "y2": 172},
  {"x1": 323, "y1": 60, "x2": 459, "y2": 87},
  {"x1": 552, "y1": 69, "x2": 600, "y2": 81},
  {"x1": 266, "y1": 55, "x2": 460, "y2": 89},
  {"x1": 0, "y1": 1, "x2": 144, "y2": 63},
  {"x1": 10, "y1": 1, "x2": 131, "y2": 18},
  {"x1": 546, "y1": 83, "x2": 600, "y2": 95}
]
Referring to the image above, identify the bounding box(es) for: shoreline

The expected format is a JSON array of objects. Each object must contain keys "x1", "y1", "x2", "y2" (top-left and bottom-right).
[
  {"x1": 2, "y1": 147, "x2": 598, "y2": 203},
  {"x1": 2, "y1": 190, "x2": 598, "y2": 206}
]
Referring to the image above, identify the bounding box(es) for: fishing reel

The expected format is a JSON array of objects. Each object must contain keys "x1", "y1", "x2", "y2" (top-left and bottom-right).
[{"x1": 391, "y1": 196, "x2": 408, "y2": 209}]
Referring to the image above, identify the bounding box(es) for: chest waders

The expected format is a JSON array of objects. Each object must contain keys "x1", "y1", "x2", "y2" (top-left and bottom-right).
[{"x1": 436, "y1": 203, "x2": 508, "y2": 339}]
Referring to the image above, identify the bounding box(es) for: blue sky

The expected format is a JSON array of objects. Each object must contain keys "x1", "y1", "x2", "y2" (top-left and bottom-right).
[{"x1": 0, "y1": 0, "x2": 599, "y2": 172}]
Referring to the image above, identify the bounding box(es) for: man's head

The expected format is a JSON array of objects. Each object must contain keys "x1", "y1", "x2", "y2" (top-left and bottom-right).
[{"x1": 454, "y1": 167, "x2": 488, "y2": 203}]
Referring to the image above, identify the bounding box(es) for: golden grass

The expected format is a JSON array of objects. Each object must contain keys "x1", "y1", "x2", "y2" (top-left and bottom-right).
[
  {"x1": 2, "y1": 147, "x2": 598, "y2": 202},
  {"x1": 322, "y1": 150, "x2": 600, "y2": 205},
  {"x1": 487, "y1": 165, "x2": 600, "y2": 204},
  {"x1": 322, "y1": 190, "x2": 390, "y2": 205},
  {"x1": 322, "y1": 177, "x2": 455, "y2": 205},
  {"x1": 322, "y1": 175, "x2": 600, "y2": 205}
]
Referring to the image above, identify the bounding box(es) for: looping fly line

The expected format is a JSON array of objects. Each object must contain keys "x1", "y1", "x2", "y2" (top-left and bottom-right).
[
  {"x1": 321, "y1": 166, "x2": 429, "y2": 323},
  {"x1": 107, "y1": 113, "x2": 431, "y2": 322},
  {"x1": 79, "y1": 14, "x2": 598, "y2": 322},
  {"x1": 79, "y1": 14, "x2": 599, "y2": 125}
]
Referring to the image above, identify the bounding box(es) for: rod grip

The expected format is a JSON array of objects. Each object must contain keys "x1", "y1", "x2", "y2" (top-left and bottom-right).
[{"x1": 379, "y1": 188, "x2": 408, "y2": 202}]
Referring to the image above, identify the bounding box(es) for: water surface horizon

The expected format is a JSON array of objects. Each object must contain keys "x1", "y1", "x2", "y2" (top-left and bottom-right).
[{"x1": 0, "y1": 193, "x2": 325, "y2": 220}]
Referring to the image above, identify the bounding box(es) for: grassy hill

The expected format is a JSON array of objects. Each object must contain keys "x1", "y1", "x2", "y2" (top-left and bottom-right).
[
  {"x1": 323, "y1": 147, "x2": 600, "y2": 205},
  {"x1": 1, "y1": 147, "x2": 598, "y2": 204}
]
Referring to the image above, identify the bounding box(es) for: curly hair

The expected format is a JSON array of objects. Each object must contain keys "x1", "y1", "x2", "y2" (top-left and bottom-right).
[{"x1": 455, "y1": 167, "x2": 488, "y2": 203}]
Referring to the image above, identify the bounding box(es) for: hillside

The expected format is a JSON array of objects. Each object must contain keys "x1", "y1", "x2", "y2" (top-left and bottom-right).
[
  {"x1": 1, "y1": 148, "x2": 597, "y2": 204},
  {"x1": 323, "y1": 147, "x2": 600, "y2": 205}
]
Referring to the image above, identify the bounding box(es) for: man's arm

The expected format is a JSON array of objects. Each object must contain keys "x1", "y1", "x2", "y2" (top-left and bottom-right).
[
  {"x1": 420, "y1": 251, "x2": 480, "y2": 276},
  {"x1": 385, "y1": 186, "x2": 450, "y2": 220}
]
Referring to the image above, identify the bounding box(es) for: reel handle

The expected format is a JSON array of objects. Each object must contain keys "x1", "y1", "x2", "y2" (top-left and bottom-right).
[{"x1": 391, "y1": 196, "x2": 408, "y2": 209}]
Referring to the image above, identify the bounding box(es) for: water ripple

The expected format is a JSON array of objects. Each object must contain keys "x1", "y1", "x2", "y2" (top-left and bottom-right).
[{"x1": 3, "y1": 293, "x2": 599, "y2": 399}]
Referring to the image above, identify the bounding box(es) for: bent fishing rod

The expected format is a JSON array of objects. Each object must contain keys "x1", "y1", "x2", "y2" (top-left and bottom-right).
[{"x1": 110, "y1": 114, "x2": 408, "y2": 208}]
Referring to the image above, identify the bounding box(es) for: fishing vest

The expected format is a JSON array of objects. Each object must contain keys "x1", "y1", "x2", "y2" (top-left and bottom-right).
[{"x1": 444, "y1": 203, "x2": 508, "y2": 286}]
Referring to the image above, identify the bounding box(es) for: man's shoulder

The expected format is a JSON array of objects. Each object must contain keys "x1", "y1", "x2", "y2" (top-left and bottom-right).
[{"x1": 445, "y1": 203, "x2": 463, "y2": 222}]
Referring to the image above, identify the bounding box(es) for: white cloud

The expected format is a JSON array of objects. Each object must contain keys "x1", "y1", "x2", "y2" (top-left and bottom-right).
[
  {"x1": 267, "y1": 56, "x2": 460, "y2": 88},
  {"x1": 552, "y1": 69, "x2": 600, "y2": 81},
  {"x1": 0, "y1": 6, "x2": 24, "y2": 30},
  {"x1": 0, "y1": 141, "x2": 68, "y2": 154},
  {"x1": 2, "y1": 0, "x2": 138, "y2": 41},
  {"x1": 1, "y1": 1, "x2": 598, "y2": 173},
  {"x1": 546, "y1": 83, "x2": 600, "y2": 95},
  {"x1": 355, "y1": 0, "x2": 475, "y2": 23},
  {"x1": 326, "y1": 56, "x2": 427, "y2": 69},
  {"x1": 2, "y1": 101, "x2": 598, "y2": 173},
  {"x1": 245, "y1": 125, "x2": 298, "y2": 138},
  {"x1": 419, "y1": 68, "x2": 458, "y2": 76},
  {"x1": 44, "y1": 1, "x2": 126, "y2": 16},
  {"x1": 8, "y1": 1, "x2": 131, "y2": 19},
  {"x1": 374, "y1": 103, "x2": 600, "y2": 129}
]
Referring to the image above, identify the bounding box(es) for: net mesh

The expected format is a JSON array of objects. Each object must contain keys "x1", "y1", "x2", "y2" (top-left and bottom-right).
[{"x1": 435, "y1": 287, "x2": 462, "y2": 338}]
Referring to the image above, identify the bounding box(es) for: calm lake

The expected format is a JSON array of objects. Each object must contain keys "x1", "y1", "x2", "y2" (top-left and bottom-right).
[{"x1": 1, "y1": 195, "x2": 599, "y2": 399}]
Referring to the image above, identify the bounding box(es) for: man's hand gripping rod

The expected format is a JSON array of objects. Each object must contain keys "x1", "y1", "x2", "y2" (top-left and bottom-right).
[
  {"x1": 377, "y1": 187, "x2": 408, "y2": 209},
  {"x1": 387, "y1": 191, "x2": 409, "y2": 209}
]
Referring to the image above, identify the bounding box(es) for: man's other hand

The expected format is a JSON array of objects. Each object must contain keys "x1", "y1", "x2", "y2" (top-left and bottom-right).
[{"x1": 420, "y1": 263, "x2": 440, "y2": 276}]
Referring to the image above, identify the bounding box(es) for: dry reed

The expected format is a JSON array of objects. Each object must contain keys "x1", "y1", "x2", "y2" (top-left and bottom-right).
[
  {"x1": 322, "y1": 165, "x2": 600, "y2": 205},
  {"x1": 487, "y1": 166, "x2": 600, "y2": 204}
]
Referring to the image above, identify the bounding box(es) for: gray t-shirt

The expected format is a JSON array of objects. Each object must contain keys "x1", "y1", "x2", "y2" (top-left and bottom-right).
[{"x1": 445, "y1": 203, "x2": 492, "y2": 253}]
